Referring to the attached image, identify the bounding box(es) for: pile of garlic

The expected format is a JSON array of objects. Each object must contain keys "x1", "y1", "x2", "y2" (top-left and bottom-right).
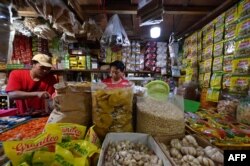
[
  {"x1": 104, "y1": 140, "x2": 163, "y2": 166},
  {"x1": 161, "y1": 135, "x2": 224, "y2": 166}
]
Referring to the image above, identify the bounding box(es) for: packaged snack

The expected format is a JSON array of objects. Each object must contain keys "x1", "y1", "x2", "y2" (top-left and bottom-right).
[
  {"x1": 225, "y1": 23, "x2": 237, "y2": 40},
  {"x1": 222, "y1": 74, "x2": 231, "y2": 90},
  {"x1": 85, "y1": 126, "x2": 101, "y2": 148},
  {"x1": 214, "y1": 13, "x2": 225, "y2": 28},
  {"x1": 236, "y1": 95, "x2": 250, "y2": 125},
  {"x1": 213, "y1": 56, "x2": 223, "y2": 72},
  {"x1": 225, "y1": 5, "x2": 238, "y2": 25},
  {"x1": 203, "y1": 45, "x2": 213, "y2": 60},
  {"x1": 213, "y1": 41, "x2": 224, "y2": 57},
  {"x1": 200, "y1": 88, "x2": 217, "y2": 109},
  {"x1": 235, "y1": 38, "x2": 250, "y2": 58},
  {"x1": 210, "y1": 72, "x2": 223, "y2": 89},
  {"x1": 3, "y1": 125, "x2": 62, "y2": 166},
  {"x1": 204, "y1": 58, "x2": 212, "y2": 73},
  {"x1": 202, "y1": 21, "x2": 214, "y2": 36},
  {"x1": 230, "y1": 76, "x2": 250, "y2": 93},
  {"x1": 217, "y1": 98, "x2": 239, "y2": 119},
  {"x1": 46, "y1": 123, "x2": 87, "y2": 142},
  {"x1": 237, "y1": 18, "x2": 250, "y2": 39},
  {"x1": 207, "y1": 88, "x2": 220, "y2": 102},
  {"x1": 205, "y1": 30, "x2": 214, "y2": 47},
  {"x1": 224, "y1": 40, "x2": 236, "y2": 55},
  {"x1": 199, "y1": 62, "x2": 205, "y2": 73},
  {"x1": 238, "y1": 0, "x2": 250, "y2": 21},
  {"x1": 232, "y1": 57, "x2": 250, "y2": 74},
  {"x1": 203, "y1": 73, "x2": 211, "y2": 88},
  {"x1": 223, "y1": 55, "x2": 234, "y2": 72},
  {"x1": 214, "y1": 26, "x2": 224, "y2": 43},
  {"x1": 199, "y1": 73, "x2": 204, "y2": 87}
]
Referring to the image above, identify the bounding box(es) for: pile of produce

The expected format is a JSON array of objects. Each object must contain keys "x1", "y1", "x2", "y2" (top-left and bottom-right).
[
  {"x1": 92, "y1": 84, "x2": 133, "y2": 139},
  {"x1": 104, "y1": 140, "x2": 163, "y2": 166},
  {"x1": 160, "y1": 135, "x2": 224, "y2": 166}
]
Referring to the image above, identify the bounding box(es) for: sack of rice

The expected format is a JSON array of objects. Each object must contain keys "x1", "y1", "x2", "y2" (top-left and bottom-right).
[
  {"x1": 136, "y1": 95, "x2": 185, "y2": 143},
  {"x1": 92, "y1": 82, "x2": 134, "y2": 140},
  {"x1": 48, "y1": 82, "x2": 92, "y2": 126}
]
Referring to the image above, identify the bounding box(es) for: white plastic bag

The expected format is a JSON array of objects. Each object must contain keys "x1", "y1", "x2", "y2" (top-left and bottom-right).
[{"x1": 168, "y1": 32, "x2": 179, "y2": 58}]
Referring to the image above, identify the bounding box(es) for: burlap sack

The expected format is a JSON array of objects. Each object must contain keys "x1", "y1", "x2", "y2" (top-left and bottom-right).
[{"x1": 47, "y1": 82, "x2": 92, "y2": 126}]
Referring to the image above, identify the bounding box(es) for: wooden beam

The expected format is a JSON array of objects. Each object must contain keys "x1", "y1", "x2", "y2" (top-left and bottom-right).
[
  {"x1": 164, "y1": 6, "x2": 214, "y2": 15},
  {"x1": 17, "y1": 7, "x2": 39, "y2": 17},
  {"x1": 81, "y1": 5, "x2": 137, "y2": 14},
  {"x1": 67, "y1": 0, "x2": 86, "y2": 22},
  {"x1": 177, "y1": 0, "x2": 239, "y2": 38}
]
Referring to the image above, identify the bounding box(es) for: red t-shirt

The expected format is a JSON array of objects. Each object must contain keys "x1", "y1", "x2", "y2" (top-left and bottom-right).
[
  {"x1": 102, "y1": 77, "x2": 130, "y2": 88},
  {"x1": 6, "y1": 70, "x2": 58, "y2": 114}
]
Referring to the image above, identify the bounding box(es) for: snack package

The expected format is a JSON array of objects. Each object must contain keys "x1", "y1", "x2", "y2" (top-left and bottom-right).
[
  {"x1": 207, "y1": 88, "x2": 220, "y2": 102},
  {"x1": 224, "y1": 40, "x2": 236, "y2": 55},
  {"x1": 46, "y1": 123, "x2": 87, "y2": 142},
  {"x1": 236, "y1": 95, "x2": 250, "y2": 125},
  {"x1": 235, "y1": 38, "x2": 250, "y2": 58},
  {"x1": 217, "y1": 98, "x2": 239, "y2": 119},
  {"x1": 204, "y1": 58, "x2": 213, "y2": 73},
  {"x1": 202, "y1": 21, "x2": 214, "y2": 36},
  {"x1": 204, "y1": 30, "x2": 214, "y2": 47},
  {"x1": 225, "y1": 23, "x2": 237, "y2": 40},
  {"x1": 238, "y1": 0, "x2": 250, "y2": 21},
  {"x1": 223, "y1": 55, "x2": 234, "y2": 72},
  {"x1": 85, "y1": 126, "x2": 101, "y2": 148},
  {"x1": 237, "y1": 18, "x2": 250, "y2": 39},
  {"x1": 3, "y1": 125, "x2": 62, "y2": 166},
  {"x1": 214, "y1": 13, "x2": 225, "y2": 28},
  {"x1": 213, "y1": 56, "x2": 223, "y2": 72},
  {"x1": 225, "y1": 5, "x2": 238, "y2": 25},
  {"x1": 213, "y1": 41, "x2": 224, "y2": 57},
  {"x1": 222, "y1": 74, "x2": 231, "y2": 90},
  {"x1": 199, "y1": 73, "x2": 204, "y2": 88},
  {"x1": 203, "y1": 45, "x2": 213, "y2": 60},
  {"x1": 214, "y1": 26, "x2": 224, "y2": 43},
  {"x1": 232, "y1": 57, "x2": 250, "y2": 74},
  {"x1": 210, "y1": 72, "x2": 223, "y2": 89},
  {"x1": 203, "y1": 73, "x2": 211, "y2": 88},
  {"x1": 229, "y1": 76, "x2": 250, "y2": 94}
]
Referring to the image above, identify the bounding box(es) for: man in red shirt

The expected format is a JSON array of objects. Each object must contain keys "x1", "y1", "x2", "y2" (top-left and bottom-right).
[
  {"x1": 102, "y1": 60, "x2": 129, "y2": 87},
  {"x1": 6, "y1": 53, "x2": 58, "y2": 114}
]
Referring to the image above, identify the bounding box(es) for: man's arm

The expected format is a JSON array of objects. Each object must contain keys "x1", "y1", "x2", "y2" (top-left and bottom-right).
[{"x1": 8, "y1": 91, "x2": 51, "y2": 100}]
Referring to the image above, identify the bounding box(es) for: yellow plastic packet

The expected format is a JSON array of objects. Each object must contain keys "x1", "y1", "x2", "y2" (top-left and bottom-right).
[
  {"x1": 32, "y1": 151, "x2": 55, "y2": 166},
  {"x1": 230, "y1": 76, "x2": 250, "y2": 93},
  {"x1": 207, "y1": 88, "x2": 220, "y2": 102},
  {"x1": 203, "y1": 45, "x2": 213, "y2": 60},
  {"x1": 210, "y1": 73, "x2": 223, "y2": 89},
  {"x1": 203, "y1": 73, "x2": 211, "y2": 88},
  {"x1": 46, "y1": 123, "x2": 87, "y2": 142},
  {"x1": 225, "y1": 4, "x2": 238, "y2": 25},
  {"x1": 235, "y1": 38, "x2": 250, "y2": 58},
  {"x1": 232, "y1": 57, "x2": 250, "y2": 74},
  {"x1": 213, "y1": 56, "x2": 223, "y2": 72},
  {"x1": 204, "y1": 58, "x2": 212, "y2": 73},
  {"x1": 3, "y1": 126, "x2": 62, "y2": 166},
  {"x1": 236, "y1": 18, "x2": 250, "y2": 39},
  {"x1": 85, "y1": 126, "x2": 101, "y2": 148}
]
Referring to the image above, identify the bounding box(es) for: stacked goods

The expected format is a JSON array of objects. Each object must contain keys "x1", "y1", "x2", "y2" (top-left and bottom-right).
[
  {"x1": 125, "y1": 41, "x2": 143, "y2": 71},
  {"x1": 156, "y1": 42, "x2": 168, "y2": 74},
  {"x1": 144, "y1": 41, "x2": 157, "y2": 72},
  {"x1": 136, "y1": 96, "x2": 185, "y2": 142},
  {"x1": 92, "y1": 83, "x2": 133, "y2": 140},
  {"x1": 159, "y1": 135, "x2": 224, "y2": 166},
  {"x1": 48, "y1": 82, "x2": 92, "y2": 126}
]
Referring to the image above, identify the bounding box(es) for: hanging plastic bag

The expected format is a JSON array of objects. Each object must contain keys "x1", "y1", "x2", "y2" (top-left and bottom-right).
[
  {"x1": 168, "y1": 32, "x2": 179, "y2": 58},
  {"x1": 100, "y1": 14, "x2": 130, "y2": 52}
]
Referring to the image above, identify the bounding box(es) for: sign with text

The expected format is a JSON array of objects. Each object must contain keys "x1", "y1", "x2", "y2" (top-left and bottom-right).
[{"x1": 224, "y1": 150, "x2": 250, "y2": 166}]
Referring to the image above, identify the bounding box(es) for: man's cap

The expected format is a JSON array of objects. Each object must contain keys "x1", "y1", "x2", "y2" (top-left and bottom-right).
[{"x1": 32, "y1": 53, "x2": 52, "y2": 68}]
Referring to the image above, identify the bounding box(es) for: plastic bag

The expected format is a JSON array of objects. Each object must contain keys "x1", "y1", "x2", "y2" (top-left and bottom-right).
[
  {"x1": 213, "y1": 41, "x2": 224, "y2": 57},
  {"x1": 235, "y1": 38, "x2": 250, "y2": 58},
  {"x1": 214, "y1": 26, "x2": 224, "y2": 43},
  {"x1": 237, "y1": 95, "x2": 250, "y2": 125},
  {"x1": 210, "y1": 72, "x2": 223, "y2": 89},
  {"x1": 223, "y1": 55, "x2": 234, "y2": 72},
  {"x1": 100, "y1": 14, "x2": 130, "y2": 49},
  {"x1": 168, "y1": 33, "x2": 179, "y2": 58},
  {"x1": 213, "y1": 56, "x2": 223, "y2": 72}
]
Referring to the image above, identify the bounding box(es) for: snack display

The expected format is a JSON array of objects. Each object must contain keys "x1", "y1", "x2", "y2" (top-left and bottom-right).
[
  {"x1": 235, "y1": 38, "x2": 250, "y2": 58},
  {"x1": 92, "y1": 83, "x2": 133, "y2": 139},
  {"x1": 237, "y1": 18, "x2": 250, "y2": 39},
  {"x1": 213, "y1": 42, "x2": 224, "y2": 57},
  {"x1": 238, "y1": 0, "x2": 250, "y2": 21},
  {"x1": 213, "y1": 56, "x2": 223, "y2": 72}
]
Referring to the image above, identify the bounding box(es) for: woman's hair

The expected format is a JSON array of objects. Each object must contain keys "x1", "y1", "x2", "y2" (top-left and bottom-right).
[{"x1": 110, "y1": 60, "x2": 125, "y2": 72}]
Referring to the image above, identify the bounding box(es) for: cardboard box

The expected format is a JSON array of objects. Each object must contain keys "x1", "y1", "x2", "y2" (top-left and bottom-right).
[{"x1": 97, "y1": 132, "x2": 171, "y2": 166}]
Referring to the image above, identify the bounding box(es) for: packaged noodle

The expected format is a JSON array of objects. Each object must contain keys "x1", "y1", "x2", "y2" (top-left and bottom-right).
[
  {"x1": 225, "y1": 23, "x2": 237, "y2": 40},
  {"x1": 223, "y1": 55, "x2": 234, "y2": 72},
  {"x1": 214, "y1": 26, "x2": 224, "y2": 43},
  {"x1": 213, "y1": 56, "x2": 223, "y2": 72},
  {"x1": 213, "y1": 41, "x2": 224, "y2": 57},
  {"x1": 235, "y1": 38, "x2": 250, "y2": 58},
  {"x1": 224, "y1": 40, "x2": 236, "y2": 55},
  {"x1": 204, "y1": 58, "x2": 212, "y2": 73},
  {"x1": 232, "y1": 57, "x2": 250, "y2": 74},
  {"x1": 225, "y1": 5, "x2": 238, "y2": 25},
  {"x1": 222, "y1": 74, "x2": 231, "y2": 90},
  {"x1": 237, "y1": 18, "x2": 250, "y2": 39},
  {"x1": 91, "y1": 83, "x2": 133, "y2": 140},
  {"x1": 207, "y1": 88, "x2": 220, "y2": 102},
  {"x1": 238, "y1": 0, "x2": 250, "y2": 21},
  {"x1": 214, "y1": 13, "x2": 225, "y2": 28},
  {"x1": 3, "y1": 125, "x2": 62, "y2": 166},
  {"x1": 203, "y1": 45, "x2": 213, "y2": 60},
  {"x1": 210, "y1": 72, "x2": 223, "y2": 89},
  {"x1": 203, "y1": 73, "x2": 211, "y2": 88},
  {"x1": 229, "y1": 76, "x2": 250, "y2": 94},
  {"x1": 46, "y1": 123, "x2": 87, "y2": 142}
]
